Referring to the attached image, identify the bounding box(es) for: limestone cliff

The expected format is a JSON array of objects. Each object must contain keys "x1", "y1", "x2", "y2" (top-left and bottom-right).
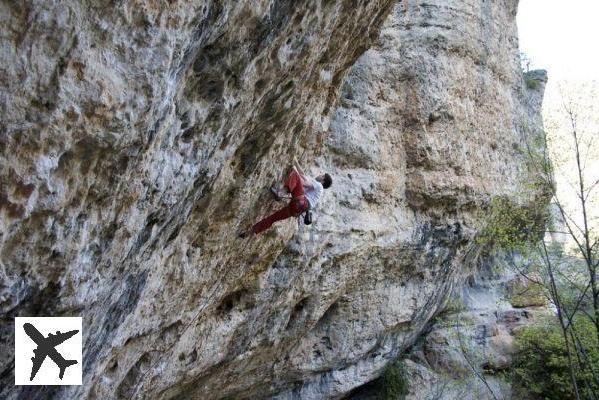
[{"x1": 0, "y1": 1, "x2": 544, "y2": 399}]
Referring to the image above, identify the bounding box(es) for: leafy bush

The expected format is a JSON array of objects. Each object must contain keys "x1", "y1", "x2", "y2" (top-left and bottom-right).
[
  {"x1": 513, "y1": 317, "x2": 599, "y2": 399},
  {"x1": 378, "y1": 360, "x2": 409, "y2": 400},
  {"x1": 526, "y1": 77, "x2": 540, "y2": 90},
  {"x1": 477, "y1": 196, "x2": 550, "y2": 251}
]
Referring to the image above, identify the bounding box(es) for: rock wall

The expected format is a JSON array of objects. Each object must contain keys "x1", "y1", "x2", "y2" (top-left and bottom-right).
[
  {"x1": 0, "y1": 1, "x2": 545, "y2": 399},
  {"x1": 399, "y1": 254, "x2": 550, "y2": 400}
]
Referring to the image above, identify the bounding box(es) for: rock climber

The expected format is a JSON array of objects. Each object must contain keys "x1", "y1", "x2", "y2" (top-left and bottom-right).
[{"x1": 239, "y1": 159, "x2": 332, "y2": 238}]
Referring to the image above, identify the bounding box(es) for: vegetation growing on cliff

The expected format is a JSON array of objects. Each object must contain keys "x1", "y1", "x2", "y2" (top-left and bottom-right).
[
  {"x1": 362, "y1": 360, "x2": 409, "y2": 400},
  {"x1": 508, "y1": 84, "x2": 599, "y2": 400},
  {"x1": 476, "y1": 195, "x2": 550, "y2": 252},
  {"x1": 464, "y1": 78, "x2": 599, "y2": 400},
  {"x1": 379, "y1": 360, "x2": 410, "y2": 400},
  {"x1": 513, "y1": 316, "x2": 599, "y2": 399}
]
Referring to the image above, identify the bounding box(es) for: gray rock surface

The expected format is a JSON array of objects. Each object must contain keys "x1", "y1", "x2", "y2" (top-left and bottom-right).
[
  {"x1": 0, "y1": 0, "x2": 547, "y2": 399},
  {"x1": 401, "y1": 255, "x2": 551, "y2": 400}
]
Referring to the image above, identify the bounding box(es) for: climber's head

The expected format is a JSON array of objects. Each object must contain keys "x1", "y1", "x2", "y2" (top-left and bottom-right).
[{"x1": 316, "y1": 173, "x2": 333, "y2": 189}]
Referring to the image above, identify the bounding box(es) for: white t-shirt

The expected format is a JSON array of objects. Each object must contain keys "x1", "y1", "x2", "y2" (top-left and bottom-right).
[{"x1": 303, "y1": 176, "x2": 324, "y2": 209}]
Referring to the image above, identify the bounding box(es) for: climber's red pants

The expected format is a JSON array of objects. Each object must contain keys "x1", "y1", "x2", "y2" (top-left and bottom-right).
[{"x1": 251, "y1": 169, "x2": 309, "y2": 235}]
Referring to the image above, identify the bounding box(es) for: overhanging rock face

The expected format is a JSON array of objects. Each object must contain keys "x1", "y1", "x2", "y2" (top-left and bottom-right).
[
  {"x1": 0, "y1": 1, "x2": 545, "y2": 399},
  {"x1": 267, "y1": 1, "x2": 547, "y2": 399}
]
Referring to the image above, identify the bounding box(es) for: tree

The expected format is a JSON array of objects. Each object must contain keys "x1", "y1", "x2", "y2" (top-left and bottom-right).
[{"x1": 506, "y1": 81, "x2": 599, "y2": 399}]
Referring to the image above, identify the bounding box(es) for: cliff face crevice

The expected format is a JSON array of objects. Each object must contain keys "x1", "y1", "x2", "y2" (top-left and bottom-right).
[{"x1": 1, "y1": 1, "x2": 545, "y2": 399}]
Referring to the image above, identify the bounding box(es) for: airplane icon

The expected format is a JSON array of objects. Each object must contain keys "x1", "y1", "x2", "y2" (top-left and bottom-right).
[{"x1": 23, "y1": 322, "x2": 79, "y2": 381}]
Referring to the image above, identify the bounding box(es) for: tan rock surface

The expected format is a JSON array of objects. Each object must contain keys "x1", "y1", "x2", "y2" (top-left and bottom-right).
[{"x1": 0, "y1": 1, "x2": 547, "y2": 399}]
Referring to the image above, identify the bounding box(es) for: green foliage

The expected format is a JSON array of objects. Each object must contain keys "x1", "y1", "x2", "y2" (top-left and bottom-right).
[
  {"x1": 477, "y1": 196, "x2": 550, "y2": 252},
  {"x1": 477, "y1": 122, "x2": 554, "y2": 253},
  {"x1": 378, "y1": 360, "x2": 409, "y2": 400},
  {"x1": 506, "y1": 276, "x2": 547, "y2": 308},
  {"x1": 522, "y1": 131, "x2": 556, "y2": 201},
  {"x1": 443, "y1": 295, "x2": 467, "y2": 314},
  {"x1": 526, "y1": 77, "x2": 540, "y2": 90},
  {"x1": 513, "y1": 317, "x2": 599, "y2": 399}
]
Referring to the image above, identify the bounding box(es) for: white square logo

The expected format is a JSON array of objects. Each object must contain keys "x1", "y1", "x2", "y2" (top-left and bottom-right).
[{"x1": 14, "y1": 317, "x2": 82, "y2": 385}]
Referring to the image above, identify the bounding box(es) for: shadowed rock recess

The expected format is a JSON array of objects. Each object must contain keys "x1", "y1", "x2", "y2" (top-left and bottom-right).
[{"x1": 0, "y1": 0, "x2": 546, "y2": 399}]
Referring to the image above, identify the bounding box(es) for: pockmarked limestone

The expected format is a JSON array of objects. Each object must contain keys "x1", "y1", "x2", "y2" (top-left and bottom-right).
[{"x1": 0, "y1": 0, "x2": 548, "y2": 399}]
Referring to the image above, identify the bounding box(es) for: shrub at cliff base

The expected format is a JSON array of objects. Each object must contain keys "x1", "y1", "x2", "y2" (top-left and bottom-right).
[
  {"x1": 513, "y1": 317, "x2": 599, "y2": 399},
  {"x1": 368, "y1": 360, "x2": 409, "y2": 399}
]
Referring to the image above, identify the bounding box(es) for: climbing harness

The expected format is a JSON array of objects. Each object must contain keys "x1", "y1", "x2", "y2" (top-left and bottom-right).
[{"x1": 275, "y1": 187, "x2": 313, "y2": 227}]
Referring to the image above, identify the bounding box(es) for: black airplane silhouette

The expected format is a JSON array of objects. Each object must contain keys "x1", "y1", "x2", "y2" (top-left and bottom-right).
[{"x1": 23, "y1": 322, "x2": 79, "y2": 381}]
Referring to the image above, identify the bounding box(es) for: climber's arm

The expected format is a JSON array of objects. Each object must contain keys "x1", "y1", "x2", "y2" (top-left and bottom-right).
[
  {"x1": 292, "y1": 157, "x2": 305, "y2": 177},
  {"x1": 292, "y1": 158, "x2": 312, "y2": 188}
]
